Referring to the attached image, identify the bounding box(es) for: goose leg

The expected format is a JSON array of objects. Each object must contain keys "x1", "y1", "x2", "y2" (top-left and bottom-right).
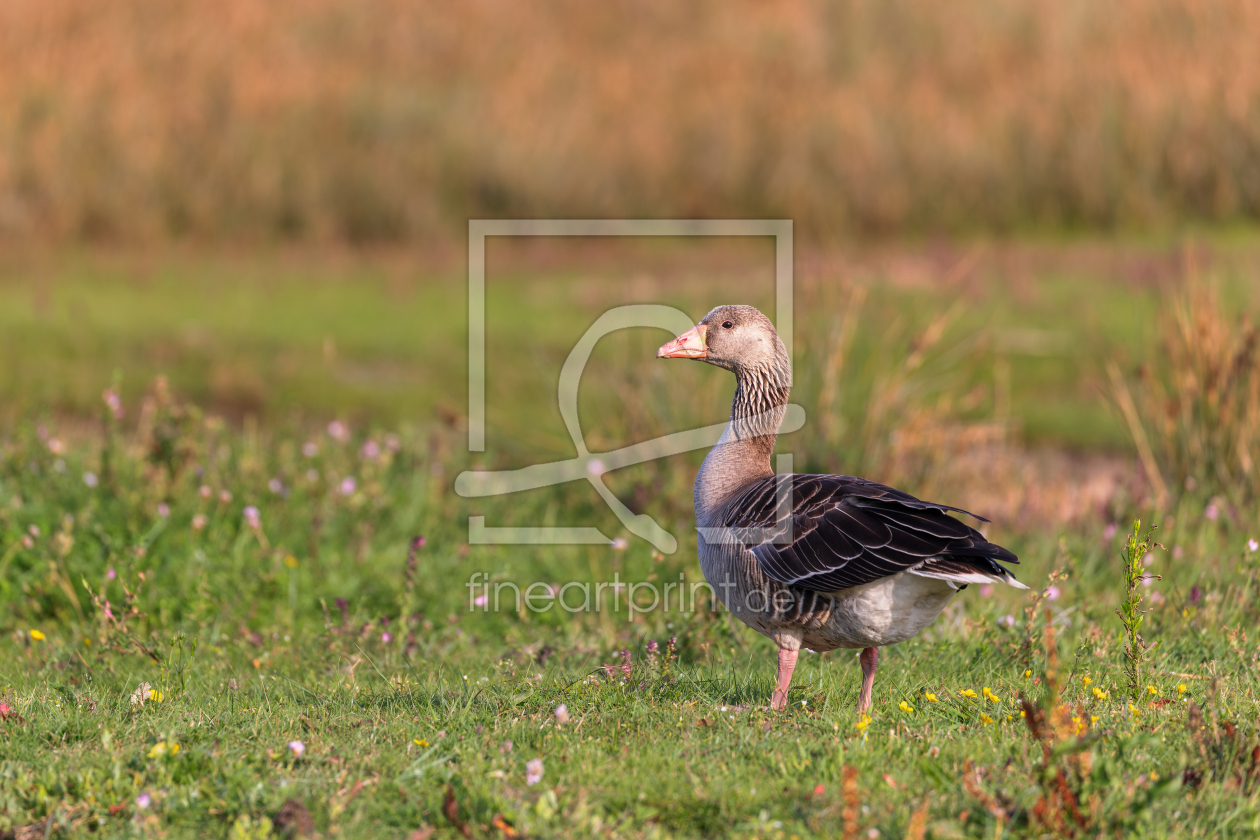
[
  {"x1": 769, "y1": 648, "x2": 799, "y2": 710},
  {"x1": 856, "y1": 647, "x2": 880, "y2": 714}
]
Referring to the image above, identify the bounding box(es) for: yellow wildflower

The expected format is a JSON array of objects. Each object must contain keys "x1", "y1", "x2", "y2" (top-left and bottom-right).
[
  {"x1": 1023, "y1": 670, "x2": 1032, "y2": 679},
  {"x1": 1020, "y1": 710, "x2": 1026, "y2": 718},
  {"x1": 414, "y1": 738, "x2": 429, "y2": 747},
  {"x1": 925, "y1": 693, "x2": 938, "y2": 703},
  {"x1": 147, "y1": 741, "x2": 179, "y2": 758},
  {"x1": 982, "y1": 687, "x2": 1001, "y2": 703},
  {"x1": 855, "y1": 714, "x2": 872, "y2": 731},
  {"x1": 1177, "y1": 684, "x2": 1187, "y2": 696},
  {"x1": 1147, "y1": 685, "x2": 1157, "y2": 696},
  {"x1": 1090, "y1": 715, "x2": 1099, "y2": 724},
  {"x1": 1128, "y1": 704, "x2": 1141, "y2": 716},
  {"x1": 1082, "y1": 676, "x2": 1092, "y2": 686},
  {"x1": 284, "y1": 555, "x2": 299, "y2": 569},
  {"x1": 29, "y1": 629, "x2": 45, "y2": 641},
  {"x1": 1091, "y1": 687, "x2": 1106, "y2": 700},
  {"x1": 980, "y1": 713, "x2": 994, "y2": 725},
  {"x1": 959, "y1": 689, "x2": 978, "y2": 699},
  {"x1": 899, "y1": 701, "x2": 915, "y2": 714}
]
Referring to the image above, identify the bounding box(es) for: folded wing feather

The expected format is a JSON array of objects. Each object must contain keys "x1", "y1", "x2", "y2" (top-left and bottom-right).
[{"x1": 724, "y1": 475, "x2": 1025, "y2": 592}]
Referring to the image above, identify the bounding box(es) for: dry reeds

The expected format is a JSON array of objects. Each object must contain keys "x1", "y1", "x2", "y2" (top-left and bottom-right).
[
  {"x1": 1119, "y1": 278, "x2": 1260, "y2": 505},
  {"x1": 3, "y1": 0, "x2": 1260, "y2": 244}
]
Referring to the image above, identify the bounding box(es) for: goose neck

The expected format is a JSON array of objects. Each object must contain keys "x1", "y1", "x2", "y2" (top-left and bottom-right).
[{"x1": 694, "y1": 366, "x2": 790, "y2": 519}]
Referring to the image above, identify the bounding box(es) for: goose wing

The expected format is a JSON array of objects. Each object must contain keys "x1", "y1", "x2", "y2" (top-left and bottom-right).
[{"x1": 721, "y1": 474, "x2": 1023, "y2": 592}]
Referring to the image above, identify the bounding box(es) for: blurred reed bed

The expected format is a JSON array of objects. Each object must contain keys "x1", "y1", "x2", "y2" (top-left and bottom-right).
[
  {"x1": 3, "y1": 0, "x2": 1260, "y2": 244},
  {"x1": 1111, "y1": 273, "x2": 1260, "y2": 508}
]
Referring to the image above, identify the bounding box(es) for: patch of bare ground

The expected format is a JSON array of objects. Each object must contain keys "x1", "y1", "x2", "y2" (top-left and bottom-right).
[{"x1": 879, "y1": 416, "x2": 1145, "y2": 531}]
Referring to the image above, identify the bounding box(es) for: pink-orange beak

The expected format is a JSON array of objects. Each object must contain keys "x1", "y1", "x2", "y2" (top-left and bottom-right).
[{"x1": 657, "y1": 324, "x2": 708, "y2": 359}]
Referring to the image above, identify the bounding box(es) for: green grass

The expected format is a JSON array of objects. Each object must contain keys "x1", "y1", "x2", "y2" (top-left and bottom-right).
[
  {"x1": 3, "y1": 387, "x2": 1260, "y2": 838},
  {"x1": 3, "y1": 244, "x2": 1260, "y2": 837},
  {"x1": 10, "y1": 242, "x2": 1260, "y2": 452}
]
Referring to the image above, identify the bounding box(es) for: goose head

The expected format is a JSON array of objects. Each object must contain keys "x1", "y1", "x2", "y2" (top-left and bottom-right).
[{"x1": 658, "y1": 305, "x2": 790, "y2": 383}]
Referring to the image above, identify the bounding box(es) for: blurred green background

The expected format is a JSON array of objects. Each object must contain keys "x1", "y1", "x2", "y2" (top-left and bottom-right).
[{"x1": 2, "y1": 240, "x2": 1257, "y2": 454}]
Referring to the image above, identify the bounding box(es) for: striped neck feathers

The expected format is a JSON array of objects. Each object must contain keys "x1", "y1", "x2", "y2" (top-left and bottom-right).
[
  {"x1": 696, "y1": 358, "x2": 791, "y2": 516},
  {"x1": 729, "y1": 356, "x2": 791, "y2": 444}
]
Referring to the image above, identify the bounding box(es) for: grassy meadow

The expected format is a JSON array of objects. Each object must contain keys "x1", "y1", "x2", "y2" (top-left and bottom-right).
[{"x1": 2, "y1": 240, "x2": 1260, "y2": 838}]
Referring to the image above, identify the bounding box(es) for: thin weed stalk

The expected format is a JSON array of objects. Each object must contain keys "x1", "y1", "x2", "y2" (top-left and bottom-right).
[{"x1": 1117, "y1": 520, "x2": 1162, "y2": 702}]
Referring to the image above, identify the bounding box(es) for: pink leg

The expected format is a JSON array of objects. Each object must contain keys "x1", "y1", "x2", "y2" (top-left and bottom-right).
[
  {"x1": 769, "y1": 648, "x2": 799, "y2": 710},
  {"x1": 856, "y1": 647, "x2": 880, "y2": 714}
]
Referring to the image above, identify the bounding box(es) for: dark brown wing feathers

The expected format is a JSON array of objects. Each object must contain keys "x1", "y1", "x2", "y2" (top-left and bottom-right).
[{"x1": 724, "y1": 475, "x2": 1021, "y2": 593}]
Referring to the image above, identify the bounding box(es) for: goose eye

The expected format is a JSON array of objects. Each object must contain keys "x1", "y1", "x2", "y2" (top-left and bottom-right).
[{"x1": 721, "y1": 321, "x2": 734, "y2": 329}]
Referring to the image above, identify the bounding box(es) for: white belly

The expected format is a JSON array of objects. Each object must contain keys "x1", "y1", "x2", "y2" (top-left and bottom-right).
[{"x1": 808, "y1": 572, "x2": 955, "y2": 650}]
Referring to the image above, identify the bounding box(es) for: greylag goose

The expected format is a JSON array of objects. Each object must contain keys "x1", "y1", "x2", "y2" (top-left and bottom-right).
[{"x1": 658, "y1": 305, "x2": 1025, "y2": 713}]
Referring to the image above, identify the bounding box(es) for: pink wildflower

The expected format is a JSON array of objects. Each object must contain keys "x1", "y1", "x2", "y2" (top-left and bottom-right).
[
  {"x1": 526, "y1": 758, "x2": 544, "y2": 786},
  {"x1": 102, "y1": 389, "x2": 124, "y2": 419}
]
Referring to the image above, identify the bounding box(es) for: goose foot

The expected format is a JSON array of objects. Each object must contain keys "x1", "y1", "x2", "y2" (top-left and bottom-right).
[
  {"x1": 856, "y1": 647, "x2": 880, "y2": 714},
  {"x1": 769, "y1": 648, "x2": 799, "y2": 710}
]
